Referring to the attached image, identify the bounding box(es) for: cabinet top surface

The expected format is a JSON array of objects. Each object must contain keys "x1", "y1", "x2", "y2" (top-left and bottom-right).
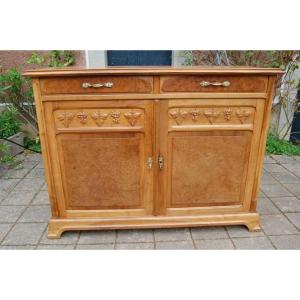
[{"x1": 23, "y1": 66, "x2": 284, "y2": 77}]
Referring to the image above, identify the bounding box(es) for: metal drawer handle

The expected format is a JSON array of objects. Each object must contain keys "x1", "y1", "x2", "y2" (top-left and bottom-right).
[
  {"x1": 82, "y1": 82, "x2": 114, "y2": 89},
  {"x1": 200, "y1": 81, "x2": 230, "y2": 87}
]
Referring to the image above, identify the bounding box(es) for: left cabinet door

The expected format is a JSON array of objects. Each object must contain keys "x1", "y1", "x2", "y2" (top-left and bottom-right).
[{"x1": 43, "y1": 100, "x2": 154, "y2": 218}]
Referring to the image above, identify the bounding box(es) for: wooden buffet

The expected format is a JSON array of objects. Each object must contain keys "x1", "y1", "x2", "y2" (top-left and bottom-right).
[{"x1": 24, "y1": 67, "x2": 283, "y2": 239}]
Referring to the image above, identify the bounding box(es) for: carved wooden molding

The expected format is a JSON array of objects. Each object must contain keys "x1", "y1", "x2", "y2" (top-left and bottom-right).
[
  {"x1": 124, "y1": 111, "x2": 142, "y2": 126},
  {"x1": 204, "y1": 109, "x2": 220, "y2": 124},
  {"x1": 110, "y1": 111, "x2": 121, "y2": 124},
  {"x1": 223, "y1": 108, "x2": 233, "y2": 121},
  {"x1": 91, "y1": 112, "x2": 109, "y2": 127},
  {"x1": 57, "y1": 112, "x2": 75, "y2": 128},
  {"x1": 77, "y1": 112, "x2": 88, "y2": 124},
  {"x1": 169, "y1": 109, "x2": 188, "y2": 125},
  {"x1": 236, "y1": 109, "x2": 251, "y2": 124},
  {"x1": 190, "y1": 109, "x2": 200, "y2": 122}
]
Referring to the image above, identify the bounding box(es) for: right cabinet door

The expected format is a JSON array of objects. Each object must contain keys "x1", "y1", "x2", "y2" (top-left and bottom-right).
[{"x1": 157, "y1": 99, "x2": 265, "y2": 216}]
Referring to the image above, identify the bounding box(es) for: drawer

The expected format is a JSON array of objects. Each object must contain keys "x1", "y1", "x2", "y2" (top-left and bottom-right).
[
  {"x1": 40, "y1": 76, "x2": 153, "y2": 95},
  {"x1": 160, "y1": 75, "x2": 268, "y2": 93}
]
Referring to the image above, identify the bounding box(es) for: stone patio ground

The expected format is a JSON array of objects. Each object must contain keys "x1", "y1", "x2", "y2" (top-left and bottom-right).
[{"x1": 1, "y1": 152, "x2": 300, "y2": 250}]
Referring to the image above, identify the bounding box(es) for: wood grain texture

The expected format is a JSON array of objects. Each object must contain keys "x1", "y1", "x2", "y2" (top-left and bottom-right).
[
  {"x1": 40, "y1": 76, "x2": 153, "y2": 94},
  {"x1": 161, "y1": 75, "x2": 268, "y2": 93},
  {"x1": 27, "y1": 67, "x2": 279, "y2": 238}
]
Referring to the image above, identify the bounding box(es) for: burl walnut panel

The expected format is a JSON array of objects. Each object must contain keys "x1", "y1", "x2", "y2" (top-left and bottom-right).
[
  {"x1": 40, "y1": 76, "x2": 153, "y2": 94},
  {"x1": 58, "y1": 133, "x2": 143, "y2": 210},
  {"x1": 161, "y1": 75, "x2": 268, "y2": 93},
  {"x1": 169, "y1": 132, "x2": 250, "y2": 207}
]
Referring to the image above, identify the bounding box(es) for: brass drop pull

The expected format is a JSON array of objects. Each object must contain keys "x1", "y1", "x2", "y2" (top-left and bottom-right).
[
  {"x1": 158, "y1": 155, "x2": 164, "y2": 170},
  {"x1": 147, "y1": 157, "x2": 153, "y2": 169},
  {"x1": 200, "y1": 81, "x2": 230, "y2": 87},
  {"x1": 82, "y1": 82, "x2": 114, "y2": 88}
]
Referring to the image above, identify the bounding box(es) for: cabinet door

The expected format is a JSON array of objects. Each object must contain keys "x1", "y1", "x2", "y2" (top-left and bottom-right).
[
  {"x1": 156, "y1": 99, "x2": 265, "y2": 216},
  {"x1": 44, "y1": 100, "x2": 153, "y2": 218}
]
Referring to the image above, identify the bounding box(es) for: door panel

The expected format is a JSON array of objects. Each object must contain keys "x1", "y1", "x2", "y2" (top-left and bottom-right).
[
  {"x1": 169, "y1": 131, "x2": 251, "y2": 207},
  {"x1": 44, "y1": 100, "x2": 153, "y2": 217},
  {"x1": 157, "y1": 99, "x2": 265, "y2": 216}
]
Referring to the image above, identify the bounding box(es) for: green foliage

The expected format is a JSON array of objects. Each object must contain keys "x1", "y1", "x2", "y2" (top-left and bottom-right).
[
  {"x1": 266, "y1": 133, "x2": 300, "y2": 155},
  {"x1": 24, "y1": 136, "x2": 41, "y2": 153},
  {"x1": 27, "y1": 50, "x2": 75, "y2": 67},
  {"x1": 0, "y1": 106, "x2": 21, "y2": 138},
  {"x1": 0, "y1": 68, "x2": 33, "y2": 102},
  {"x1": 0, "y1": 142, "x2": 19, "y2": 167}
]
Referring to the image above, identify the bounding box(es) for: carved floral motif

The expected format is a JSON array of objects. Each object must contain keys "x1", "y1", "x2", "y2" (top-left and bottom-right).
[
  {"x1": 190, "y1": 109, "x2": 200, "y2": 122},
  {"x1": 236, "y1": 109, "x2": 251, "y2": 124},
  {"x1": 91, "y1": 112, "x2": 108, "y2": 127},
  {"x1": 204, "y1": 109, "x2": 220, "y2": 124},
  {"x1": 110, "y1": 111, "x2": 121, "y2": 124},
  {"x1": 169, "y1": 109, "x2": 188, "y2": 125},
  {"x1": 223, "y1": 108, "x2": 232, "y2": 121},
  {"x1": 57, "y1": 112, "x2": 75, "y2": 128},
  {"x1": 77, "y1": 112, "x2": 88, "y2": 124},
  {"x1": 124, "y1": 111, "x2": 142, "y2": 126}
]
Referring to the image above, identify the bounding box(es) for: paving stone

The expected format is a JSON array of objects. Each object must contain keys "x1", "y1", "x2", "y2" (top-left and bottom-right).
[
  {"x1": 194, "y1": 239, "x2": 234, "y2": 250},
  {"x1": 2, "y1": 223, "x2": 47, "y2": 245},
  {"x1": 260, "y1": 215, "x2": 298, "y2": 235},
  {"x1": 41, "y1": 183, "x2": 48, "y2": 191},
  {"x1": 19, "y1": 205, "x2": 51, "y2": 223},
  {"x1": 285, "y1": 213, "x2": 300, "y2": 231},
  {"x1": 271, "y1": 172, "x2": 300, "y2": 184},
  {"x1": 37, "y1": 244, "x2": 75, "y2": 250},
  {"x1": 257, "y1": 198, "x2": 281, "y2": 215},
  {"x1": 0, "y1": 179, "x2": 20, "y2": 194},
  {"x1": 0, "y1": 206, "x2": 26, "y2": 223},
  {"x1": 19, "y1": 161, "x2": 39, "y2": 169},
  {"x1": 78, "y1": 230, "x2": 116, "y2": 244},
  {"x1": 32, "y1": 191, "x2": 49, "y2": 205},
  {"x1": 24, "y1": 153, "x2": 42, "y2": 162},
  {"x1": 226, "y1": 225, "x2": 265, "y2": 238},
  {"x1": 271, "y1": 197, "x2": 300, "y2": 213},
  {"x1": 14, "y1": 178, "x2": 44, "y2": 191},
  {"x1": 156, "y1": 240, "x2": 195, "y2": 250},
  {"x1": 269, "y1": 235, "x2": 300, "y2": 249},
  {"x1": 76, "y1": 244, "x2": 115, "y2": 250},
  {"x1": 282, "y1": 183, "x2": 300, "y2": 196},
  {"x1": 264, "y1": 156, "x2": 276, "y2": 164},
  {"x1": 0, "y1": 223, "x2": 13, "y2": 241},
  {"x1": 232, "y1": 237, "x2": 274, "y2": 249},
  {"x1": 116, "y1": 229, "x2": 154, "y2": 243},
  {"x1": 260, "y1": 184, "x2": 293, "y2": 197},
  {"x1": 271, "y1": 155, "x2": 296, "y2": 164},
  {"x1": 0, "y1": 245, "x2": 35, "y2": 250},
  {"x1": 34, "y1": 161, "x2": 44, "y2": 169},
  {"x1": 116, "y1": 243, "x2": 155, "y2": 250},
  {"x1": 191, "y1": 227, "x2": 228, "y2": 240},
  {"x1": 264, "y1": 163, "x2": 288, "y2": 173},
  {"x1": 1, "y1": 190, "x2": 36, "y2": 205},
  {"x1": 154, "y1": 228, "x2": 191, "y2": 242},
  {"x1": 4, "y1": 168, "x2": 30, "y2": 179},
  {"x1": 26, "y1": 168, "x2": 45, "y2": 179},
  {"x1": 281, "y1": 164, "x2": 300, "y2": 175},
  {"x1": 40, "y1": 230, "x2": 79, "y2": 245},
  {"x1": 261, "y1": 173, "x2": 278, "y2": 185}
]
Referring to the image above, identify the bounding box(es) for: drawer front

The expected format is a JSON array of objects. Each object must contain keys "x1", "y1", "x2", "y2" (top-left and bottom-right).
[
  {"x1": 40, "y1": 76, "x2": 153, "y2": 94},
  {"x1": 160, "y1": 75, "x2": 268, "y2": 93}
]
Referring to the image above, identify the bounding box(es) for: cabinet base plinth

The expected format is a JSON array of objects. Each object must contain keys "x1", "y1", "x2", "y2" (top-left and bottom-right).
[{"x1": 47, "y1": 212, "x2": 260, "y2": 239}]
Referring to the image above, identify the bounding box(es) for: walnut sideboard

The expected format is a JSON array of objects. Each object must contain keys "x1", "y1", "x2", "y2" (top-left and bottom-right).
[{"x1": 24, "y1": 67, "x2": 283, "y2": 238}]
